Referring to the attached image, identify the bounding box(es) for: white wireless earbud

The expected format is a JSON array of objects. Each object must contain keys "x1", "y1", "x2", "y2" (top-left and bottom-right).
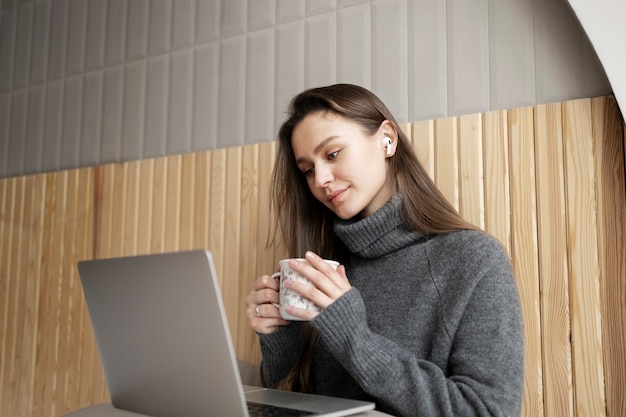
[{"x1": 384, "y1": 137, "x2": 393, "y2": 156}]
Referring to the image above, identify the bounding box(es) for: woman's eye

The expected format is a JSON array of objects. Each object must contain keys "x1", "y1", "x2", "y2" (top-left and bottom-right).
[
  {"x1": 328, "y1": 150, "x2": 339, "y2": 160},
  {"x1": 303, "y1": 168, "x2": 314, "y2": 177}
]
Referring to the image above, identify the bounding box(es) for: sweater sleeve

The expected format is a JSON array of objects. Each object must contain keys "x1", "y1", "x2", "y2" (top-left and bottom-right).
[
  {"x1": 311, "y1": 260, "x2": 524, "y2": 417},
  {"x1": 258, "y1": 322, "x2": 302, "y2": 388}
]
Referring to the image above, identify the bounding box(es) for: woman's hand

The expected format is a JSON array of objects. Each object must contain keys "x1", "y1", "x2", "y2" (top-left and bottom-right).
[
  {"x1": 283, "y1": 251, "x2": 351, "y2": 321},
  {"x1": 245, "y1": 273, "x2": 290, "y2": 334}
]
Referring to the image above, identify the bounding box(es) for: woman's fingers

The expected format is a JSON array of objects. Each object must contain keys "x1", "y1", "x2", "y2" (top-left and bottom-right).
[
  {"x1": 287, "y1": 252, "x2": 351, "y2": 300},
  {"x1": 245, "y1": 274, "x2": 289, "y2": 333},
  {"x1": 251, "y1": 274, "x2": 280, "y2": 292}
]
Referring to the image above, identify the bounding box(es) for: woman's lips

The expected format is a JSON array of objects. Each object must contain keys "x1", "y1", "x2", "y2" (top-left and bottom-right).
[{"x1": 327, "y1": 188, "x2": 346, "y2": 204}]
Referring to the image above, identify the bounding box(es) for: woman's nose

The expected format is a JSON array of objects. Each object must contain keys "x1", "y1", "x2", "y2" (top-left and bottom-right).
[{"x1": 314, "y1": 164, "x2": 333, "y2": 188}]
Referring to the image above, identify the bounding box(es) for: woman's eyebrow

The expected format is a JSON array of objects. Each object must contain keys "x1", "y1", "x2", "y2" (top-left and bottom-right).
[{"x1": 295, "y1": 136, "x2": 339, "y2": 165}]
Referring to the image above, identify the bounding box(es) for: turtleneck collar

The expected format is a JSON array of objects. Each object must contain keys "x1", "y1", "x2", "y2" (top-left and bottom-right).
[{"x1": 334, "y1": 194, "x2": 426, "y2": 258}]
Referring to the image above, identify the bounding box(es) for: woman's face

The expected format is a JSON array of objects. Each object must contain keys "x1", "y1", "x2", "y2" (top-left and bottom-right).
[{"x1": 291, "y1": 111, "x2": 396, "y2": 220}]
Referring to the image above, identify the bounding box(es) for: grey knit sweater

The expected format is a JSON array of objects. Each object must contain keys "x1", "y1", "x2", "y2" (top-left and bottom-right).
[{"x1": 259, "y1": 195, "x2": 524, "y2": 417}]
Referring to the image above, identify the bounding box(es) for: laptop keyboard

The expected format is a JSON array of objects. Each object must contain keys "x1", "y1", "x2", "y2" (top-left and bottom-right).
[{"x1": 247, "y1": 401, "x2": 319, "y2": 416}]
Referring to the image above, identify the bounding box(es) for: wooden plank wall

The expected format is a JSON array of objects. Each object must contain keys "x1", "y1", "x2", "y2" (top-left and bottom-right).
[{"x1": 1, "y1": 96, "x2": 624, "y2": 417}]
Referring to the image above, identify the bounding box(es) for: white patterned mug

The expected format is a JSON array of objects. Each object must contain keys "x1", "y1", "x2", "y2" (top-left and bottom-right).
[{"x1": 271, "y1": 258, "x2": 339, "y2": 321}]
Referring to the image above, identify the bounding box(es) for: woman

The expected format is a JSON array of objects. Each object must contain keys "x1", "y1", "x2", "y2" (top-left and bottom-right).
[{"x1": 245, "y1": 84, "x2": 524, "y2": 417}]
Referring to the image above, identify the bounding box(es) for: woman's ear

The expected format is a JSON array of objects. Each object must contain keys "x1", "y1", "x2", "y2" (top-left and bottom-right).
[
  {"x1": 383, "y1": 136, "x2": 393, "y2": 156},
  {"x1": 379, "y1": 120, "x2": 398, "y2": 157}
]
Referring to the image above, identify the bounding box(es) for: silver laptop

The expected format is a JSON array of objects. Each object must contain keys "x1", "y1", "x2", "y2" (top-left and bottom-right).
[{"x1": 77, "y1": 249, "x2": 375, "y2": 417}]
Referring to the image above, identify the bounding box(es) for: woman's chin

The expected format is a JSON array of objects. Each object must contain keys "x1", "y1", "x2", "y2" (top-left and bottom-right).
[{"x1": 329, "y1": 205, "x2": 360, "y2": 220}]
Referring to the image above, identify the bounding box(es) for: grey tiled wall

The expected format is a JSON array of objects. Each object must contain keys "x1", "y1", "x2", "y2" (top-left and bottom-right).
[{"x1": 0, "y1": 0, "x2": 612, "y2": 178}]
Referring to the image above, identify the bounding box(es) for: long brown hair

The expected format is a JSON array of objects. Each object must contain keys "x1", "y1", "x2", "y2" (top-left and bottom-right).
[{"x1": 269, "y1": 84, "x2": 478, "y2": 392}]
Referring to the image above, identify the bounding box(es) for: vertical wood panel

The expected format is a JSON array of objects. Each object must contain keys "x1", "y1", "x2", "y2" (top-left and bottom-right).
[
  {"x1": 482, "y1": 110, "x2": 510, "y2": 251},
  {"x1": 150, "y1": 157, "x2": 168, "y2": 253},
  {"x1": 534, "y1": 103, "x2": 574, "y2": 417},
  {"x1": 58, "y1": 170, "x2": 82, "y2": 415},
  {"x1": 96, "y1": 165, "x2": 112, "y2": 258},
  {"x1": 164, "y1": 155, "x2": 182, "y2": 252},
  {"x1": 112, "y1": 164, "x2": 128, "y2": 257},
  {"x1": 124, "y1": 161, "x2": 141, "y2": 255},
  {"x1": 256, "y1": 141, "x2": 277, "y2": 298},
  {"x1": 399, "y1": 123, "x2": 411, "y2": 150},
  {"x1": 33, "y1": 173, "x2": 58, "y2": 417},
  {"x1": 411, "y1": 119, "x2": 435, "y2": 180},
  {"x1": 434, "y1": 116, "x2": 459, "y2": 209},
  {"x1": 179, "y1": 153, "x2": 196, "y2": 250},
  {"x1": 223, "y1": 147, "x2": 243, "y2": 348},
  {"x1": 508, "y1": 107, "x2": 543, "y2": 417},
  {"x1": 136, "y1": 159, "x2": 154, "y2": 255},
  {"x1": 210, "y1": 149, "x2": 228, "y2": 281},
  {"x1": 592, "y1": 97, "x2": 626, "y2": 417},
  {"x1": 29, "y1": 174, "x2": 48, "y2": 415},
  {"x1": 3, "y1": 177, "x2": 24, "y2": 416},
  {"x1": 458, "y1": 114, "x2": 484, "y2": 228},
  {"x1": 50, "y1": 171, "x2": 69, "y2": 415},
  {"x1": 0, "y1": 178, "x2": 15, "y2": 412},
  {"x1": 192, "y1": 151, "x2": 211, "y2": 250},
  {"x1": 13, "y1": 175, "x2": 45, "y2": 416},
  {"x1": 563, "y1": 99, "x2": 606, "y2": 416},
  {"x1": 6, "y1": 177, "x2": 30, "y2": 415},
  {"x1": 93, "y1": 164, "x2": 125, "y2": 403},
  {"x1": 238, "y1": 144, "x2": 260, "y2": 361},
  {"x1": 75, "y1": 168, "x2": 100, "y2": 409}
]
